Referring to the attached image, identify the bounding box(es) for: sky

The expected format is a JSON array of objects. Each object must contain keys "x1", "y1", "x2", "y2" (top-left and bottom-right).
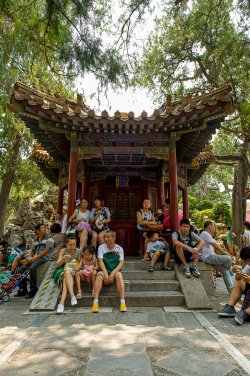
[
  {"x1": 76, "y1": 75, "x2": 157, "y2": 116},
  {"x1": 75, "y1": 1, "x2": 165, "y2": 116}
]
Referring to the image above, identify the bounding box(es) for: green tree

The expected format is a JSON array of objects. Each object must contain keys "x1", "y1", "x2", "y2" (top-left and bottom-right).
[
  {"x1": 213, "y1": 202, "x2": 232, "y2": 225},
  {"x1": 133, "y1": 0, "x2": 250, "y2": 244}
]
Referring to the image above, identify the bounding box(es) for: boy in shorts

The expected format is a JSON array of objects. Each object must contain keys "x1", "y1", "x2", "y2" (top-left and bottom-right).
[
  {"x1": 92, "y1": 230, "x2": 127, "y2": 313},
  {"x1": 146, "y1": 231, "x2": 172, "y2": 272}
]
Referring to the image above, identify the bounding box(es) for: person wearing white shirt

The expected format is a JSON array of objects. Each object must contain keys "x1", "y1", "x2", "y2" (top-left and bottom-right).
[
  {"x1": 92, "y1": 230, "x2": 127, "y2": 313},
  {"x1": 243, "y1": 221, "x2": 250, "y2": 247},
  {"x1": 199, "y1": 221, "x2": 233, "y2": 293}
]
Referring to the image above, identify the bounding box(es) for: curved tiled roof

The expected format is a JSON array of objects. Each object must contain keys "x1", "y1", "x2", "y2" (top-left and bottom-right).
[{"x1": 9, "y1": 81, "x2": 235, "y2": 186}]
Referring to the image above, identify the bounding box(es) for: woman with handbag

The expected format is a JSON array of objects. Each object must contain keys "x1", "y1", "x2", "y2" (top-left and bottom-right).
[
  {"x1": 68, "y1": 198, "x2": 92, "y2": 251},
  {"x1": 89, "y1": 197, "x2": 111, "y2": 250}
]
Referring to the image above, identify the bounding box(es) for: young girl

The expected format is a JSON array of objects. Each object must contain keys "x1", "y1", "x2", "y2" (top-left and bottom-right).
[
  {"x1": 56, "y1": 237, "x2": 81, "y2": 314},
  {"x1": 75, "y1": 246, "x2": 97, "y2": 298}
]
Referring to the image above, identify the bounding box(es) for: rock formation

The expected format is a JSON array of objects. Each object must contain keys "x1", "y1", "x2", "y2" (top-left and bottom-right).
[{"x1": 4, "y1": 187, "x2": 64, "y2": 248}]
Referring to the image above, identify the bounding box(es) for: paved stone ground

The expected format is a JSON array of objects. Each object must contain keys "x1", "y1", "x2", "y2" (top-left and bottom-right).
[{"x1": 0, "y1": 280, "x2": 249, "y2": 376}]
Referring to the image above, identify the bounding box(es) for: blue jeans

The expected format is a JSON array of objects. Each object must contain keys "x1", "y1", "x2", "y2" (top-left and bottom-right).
[
  {"x1": 204, "y1": 254, "x2": 233, "y2": 292},
  {"x1": 20, "y1": 258, "x2": 47, "y2": 292}
]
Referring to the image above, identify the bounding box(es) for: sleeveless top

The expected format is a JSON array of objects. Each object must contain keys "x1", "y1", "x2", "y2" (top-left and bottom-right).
[
  {"x1": 137, "y1": 209, "x2": 153, "y2": 231},
  {"x1": 75, "y1": 209, "x2": 90, "y2": 222},
  {"x1": 63, "y1": 247, "x2": 81, "y2": 261}
]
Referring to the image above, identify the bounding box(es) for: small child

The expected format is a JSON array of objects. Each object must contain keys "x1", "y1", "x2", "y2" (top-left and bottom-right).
[
  {"x1": 75, "y1": 246, "x2": 97, "y2": 298},
  {"x1": 145, "y1": 231, "x2": 172, "y2": 272}
]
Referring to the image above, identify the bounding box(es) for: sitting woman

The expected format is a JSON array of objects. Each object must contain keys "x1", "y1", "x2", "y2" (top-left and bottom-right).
[
  {"x1": 137, "y1": 198, "x2": 160, "y2": 258},
  {"x1": 68, "y1": 198, "x2": 92, "y2": 251},
  {"x1": 75, "y1": 246, "x2": 97, "y2": 299},
  {"x1": 89, "y1": 197, "x2": 111, "y2": 250},
  {"x1": 56, "y1": 237, "x2": 81, "y2": 314}
]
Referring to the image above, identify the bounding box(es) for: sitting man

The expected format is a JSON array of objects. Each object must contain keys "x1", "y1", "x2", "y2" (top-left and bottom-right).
[
  {"x1": 16, "y1": 223, "x2": 54, "y2": 298},
  {"x1": 92, "y1": 230, "x2": 127, "y2": 313},
  {"x1": 199, "y1": 221, "x2": 233, "y2": 293},
  {"x1": 172, "y1": 218, "x2": 205, "y2": 278},
  {"x1": 218, "y1": 246, "x2": 250, "y2": 325},
  {"x1": 48, "y1": 223, "x2": 65, "y2": 261},
  {"x1": 145, "y1": 231, "x2": 172, "y2": 272}
]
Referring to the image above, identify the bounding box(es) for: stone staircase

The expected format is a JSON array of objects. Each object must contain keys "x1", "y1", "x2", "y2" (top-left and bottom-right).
[{"x1": 66, "y1": 258, "x2": 185, "y2": 308}]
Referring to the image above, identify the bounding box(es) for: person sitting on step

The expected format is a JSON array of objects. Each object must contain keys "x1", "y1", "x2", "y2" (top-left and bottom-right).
[
  {"x1": 199, "y1": 221, "x2": 233, "y2": 293},
  {"x1": 75, "y1": 246, "x2": 97, "y2": 299},
  {"x1": 172, "y1": 218, "x2": 205, "y2": 278},
  {"x1": 56, "y1": 236, "x2": 81, "y2": 314},
  {"x1": 48, "y1": 223, "x2": 66, "y2": 261},
  {"x1": 68, "y1": 198, "x2": 92, "y2": 251},
  {"x1": 15, "y1": 223, "x2": 54, "y2": 298},
  {"x1": 89, "y1": 197, "x2": 111, "y2": 250},
  {"x1": 145, "y1": 231, "x2": 172, "y2": 272},
  {"x1": 218, "y1": 246, "x2": 250, "y2": 325},
  {"x1": 92, "y1": 230, "x2": 127, "y2": 313}
]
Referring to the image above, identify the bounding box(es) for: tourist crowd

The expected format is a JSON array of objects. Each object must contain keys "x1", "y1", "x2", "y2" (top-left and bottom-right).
[{"x1": 2, "y1": 197, "x2": 250, "y2": 325}]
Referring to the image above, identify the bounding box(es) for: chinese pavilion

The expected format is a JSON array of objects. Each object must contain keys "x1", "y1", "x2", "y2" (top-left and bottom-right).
[{"x1": 9, "y1": 81, "x2": 234, "y2": 254}]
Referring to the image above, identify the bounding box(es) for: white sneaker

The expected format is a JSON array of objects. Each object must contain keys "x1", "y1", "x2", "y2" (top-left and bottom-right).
[
  {"x1": 57, "y1": 304, "x2": 64, "y2": 314},
  {"x1": 71, "y1": 295, "x2": 77, "y2": 306}
]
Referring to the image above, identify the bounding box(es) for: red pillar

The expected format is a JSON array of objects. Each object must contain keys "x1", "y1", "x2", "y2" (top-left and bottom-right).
[
  {"x1": 165, "y1": 183, "x2": 170, "y2": 200},
  {"x1": 157, "y1": 177, "x2": 165, "y2": 207},
  {"x1": 142, "y1": 180, "x2": 151, "y2": 201},
  {"x1": 81, "y1": 177, "x2": 89, "y2": 201},
  {"x1": 182, "y1": 187, "x2": 189, "y2": 219},
  {"x1": 168, "y1": 134, "x2": 179, "y2": 231},
  {"x1": 94, "y1": 181, "x2": 103, "y2": 198},
  {"x1": 57, "y1": 186, "x2": 64, "y2": 214},
  {"x1": 67, "y1": 134, "x2": 78, "y2": 220}
]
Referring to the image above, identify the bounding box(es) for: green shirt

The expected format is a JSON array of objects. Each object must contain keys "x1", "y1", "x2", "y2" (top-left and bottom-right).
[{"x1": 226, "y1": 231, "x2": 233, "y2": 243}]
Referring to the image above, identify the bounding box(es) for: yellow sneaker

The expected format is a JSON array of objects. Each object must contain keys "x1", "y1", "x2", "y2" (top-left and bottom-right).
[
  {"x1": 92, "y1": 303, "x2": 99, "y2": 313},
  {"x1": 120, "y1": 303, "x2": 127, "y2": 312}
]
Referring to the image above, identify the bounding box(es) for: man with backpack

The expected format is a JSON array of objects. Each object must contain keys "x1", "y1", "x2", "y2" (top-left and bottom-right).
[
  {"x1": 92, "y1": 230, "x2": 127, "y2": 313},
  {"x1": 172, "y1": 218, "x2": 205, "y2": 278}
]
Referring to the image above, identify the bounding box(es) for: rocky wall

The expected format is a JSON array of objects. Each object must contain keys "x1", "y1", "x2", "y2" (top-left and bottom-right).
[{"x1": 4, "y1": 187, "x2": 65, "y2": 248}]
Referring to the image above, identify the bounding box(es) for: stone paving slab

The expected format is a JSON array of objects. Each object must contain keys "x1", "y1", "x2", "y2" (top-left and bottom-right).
[
  {"x1": 85, "y1": 346, "x2": 153, "y2": 376},
  {"x1": 174, "y1": 265, "x2": 211, "y2": 309},
  {"x1": 1, "y1": 349, "x2": 84, "y2": 376},
  {"x1": 154, "y1": 347, "x2": 236, "y2": 376},
  {"x1": 1, "y1": 296, "x2": 250, "y2": 376}
]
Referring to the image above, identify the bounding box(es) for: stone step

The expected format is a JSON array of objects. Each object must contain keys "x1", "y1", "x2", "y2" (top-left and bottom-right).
[
  {"x1": 81, "y1": 280, "x2": 131, "y2": 292},
  {"x1": 124, "y1": 259, "x2": 175, "y2": 270},
  {"x1": 80, "y1": 279, "x2": 179, "y2": 292},
  {"x1": 66, "y1": 291, "x2": 185, "y2": 307},
  {"x1": 122, "y1": 270, "x2": 176, "y2": 280},
  {"x1": 130, "y1": 280, "x2": 180, "y2": 291}
]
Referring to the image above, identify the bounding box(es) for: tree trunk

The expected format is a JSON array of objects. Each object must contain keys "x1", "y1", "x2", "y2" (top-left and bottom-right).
[
  {"x1": 232, "y1": 154, "x2": 247, "y2": 247},
  {"x1": 0, "y1": 133, "x2": 21, "y2": 237}
]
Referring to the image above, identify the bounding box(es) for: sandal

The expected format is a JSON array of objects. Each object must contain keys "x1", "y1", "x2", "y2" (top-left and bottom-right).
[
  {"x1": 76, "y1": 290, "x2": 82, "y2": 299},
  {"x1": 163, "y1": 266, "x2": 172, "y2": 271}
]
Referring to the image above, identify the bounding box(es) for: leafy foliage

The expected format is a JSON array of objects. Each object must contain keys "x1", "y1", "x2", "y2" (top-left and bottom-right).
[
  {"x1": 213, "y1": 202, "x2": 232, "y2": 225},
  {"x1": 0, "y1": 0, "x2": 126, "y2": 85},
  {"x1": 192, "y1": 208, "x2": 214, "y2": 228}
]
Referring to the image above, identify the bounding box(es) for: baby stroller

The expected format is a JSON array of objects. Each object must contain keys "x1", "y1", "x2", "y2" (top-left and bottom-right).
[{"x1": 0, "y1": 268, "x2": 30, "y2": 302}]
